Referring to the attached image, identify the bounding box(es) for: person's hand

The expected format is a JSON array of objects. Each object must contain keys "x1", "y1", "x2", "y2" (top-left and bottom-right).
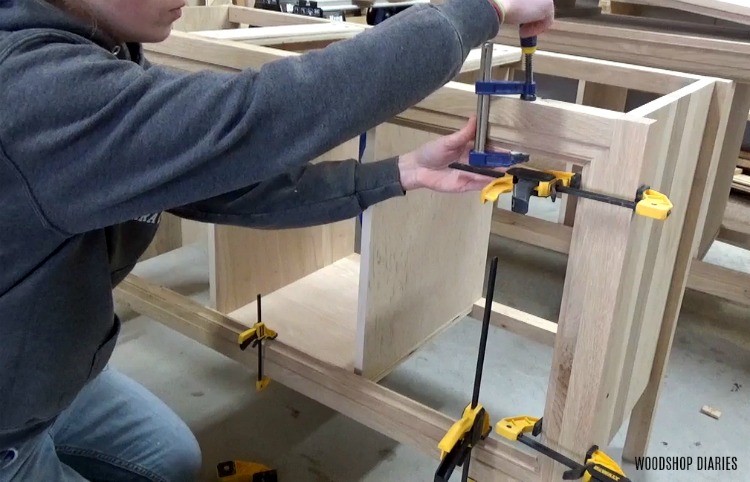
[
  {"x1": 397, "y1": 117, "x2": 504, "y2": 193},
  {"x1": 492, "y1": 0, "x2": 555, "y2": 38}
]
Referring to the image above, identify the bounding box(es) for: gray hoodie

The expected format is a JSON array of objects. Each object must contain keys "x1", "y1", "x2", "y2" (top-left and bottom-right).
[{"x1": 0, "y1": 0, "x2": 499, "y2": 442}]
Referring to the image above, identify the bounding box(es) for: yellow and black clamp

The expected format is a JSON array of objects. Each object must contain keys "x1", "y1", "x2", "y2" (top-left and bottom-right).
[
  {"x1": 462, "y1": 164, "x2": 673, "y2": 221},
  {"x1": 496, "y1": 416, "x2": 630, "y2": 482},
  {"x1": 216, "y1": 459, "x2": 277, "y2": 482},
  {"x1": 238, "y1": 294, "x2": 278, "y2": 391},
  {"x1": 435, "y1": 403, "x2": 491, "y2": 482},
  {"x1": 435, "y1": 257, "x2": 500, "y2": 482}
]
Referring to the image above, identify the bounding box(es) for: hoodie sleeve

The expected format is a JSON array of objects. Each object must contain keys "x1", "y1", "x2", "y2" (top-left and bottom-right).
[
  {"x1": 0, "y1": 0, "x2": 499, "y2": 235},
  {"x1": 170, "y1": 157, "x2": 404, "y2": 229}
]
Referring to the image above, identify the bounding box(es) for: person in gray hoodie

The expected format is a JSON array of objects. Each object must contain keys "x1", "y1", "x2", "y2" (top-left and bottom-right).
[{"x1": 0, "y1": 0, "x2": 554, "y2": 480}]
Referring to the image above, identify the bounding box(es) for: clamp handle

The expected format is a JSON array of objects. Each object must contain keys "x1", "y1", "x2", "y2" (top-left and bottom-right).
[{"x1": 520, "y1": 35, "x2": 537, "y2": 54}]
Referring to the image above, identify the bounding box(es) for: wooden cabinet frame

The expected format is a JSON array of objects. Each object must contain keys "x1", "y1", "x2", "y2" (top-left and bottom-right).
[{"x1": 117, "y1": 6, "x2": 735, "y2": 479}]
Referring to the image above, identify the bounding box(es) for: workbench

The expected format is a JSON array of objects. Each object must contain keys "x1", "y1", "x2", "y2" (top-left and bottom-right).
[{"x1": 119, "y1": 6, "x2": 737, "y2": 480}]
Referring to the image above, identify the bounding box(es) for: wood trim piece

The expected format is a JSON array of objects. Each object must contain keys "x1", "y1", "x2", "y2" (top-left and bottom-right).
[
  {"x1": 147, "y1": 30, "x2": 297, "y2": 70},
  {"x1": 192, "y1": 23, "x2": 363, "y2": 44},
  {"x1": 530, "y1": 51, "x2": 700, "y2": 95},
  {"x1": 616, "y1": 0, "x2": 750, "y2": 27},
  {"x1": 491, "y1": 209, "x2": 750, "y2": 307},
  {"x1": 471, "y1": 299, "x2": 557, "y2": 347},
  {"x1": 173, "y1": 5, "x2": 234, "y2": 32},
  {"x1": 685, "y1": 259, "x2": 750, "y2": 306},
  {"x1": 718, "y1": 218, "x2": 750, "y2": 250},
  {"x1": 491, "y1": 208, "x2": 571, "y2": 255},
  {"x1": 494, "y1": 17, "x2": 750, "y2": 82},
  {"x1": 229, "y1": 5, "x2": 332, "y2": 25},
  {"x1": 114, "y1": 275, "x2": 541, "y2": 482}
]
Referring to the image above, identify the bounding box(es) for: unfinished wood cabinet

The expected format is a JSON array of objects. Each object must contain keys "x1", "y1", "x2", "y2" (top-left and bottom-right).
[
  {"x1": 494, "y1": 8, "x2": 750, "y2": 462},
  {"x1": 118, "y1": 6, "x2": 736, "y2": 480}
]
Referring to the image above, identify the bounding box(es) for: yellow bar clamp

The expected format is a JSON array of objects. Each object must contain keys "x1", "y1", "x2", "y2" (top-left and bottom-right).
[
  {"x1": 238, "y1": 321, "x2": 278, "y2": 391},
  {"x1": 479, "y1": 167, "x2": 673, "y2": 222}
]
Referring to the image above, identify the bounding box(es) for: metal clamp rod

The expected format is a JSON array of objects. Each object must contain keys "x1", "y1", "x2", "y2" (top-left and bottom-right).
[{"x1": 474, "y1": 42, "x2": 494, "y2": 153}]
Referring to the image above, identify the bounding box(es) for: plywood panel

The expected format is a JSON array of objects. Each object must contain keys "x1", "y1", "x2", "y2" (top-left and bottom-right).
[
  {"x1": 211, "y1": 139, "x2": 359, "y2": 313},
  {"x1": 230, "y1": 255, "x2": 360, "y2": 371},
  {"x1": 355, "y1": 123, "x2": 493, "y2": 380}
]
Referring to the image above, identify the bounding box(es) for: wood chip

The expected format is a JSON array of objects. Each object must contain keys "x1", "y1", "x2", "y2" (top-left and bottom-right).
[{"x1": 700, "y1": 405, "x2": 722, "y2": 420}]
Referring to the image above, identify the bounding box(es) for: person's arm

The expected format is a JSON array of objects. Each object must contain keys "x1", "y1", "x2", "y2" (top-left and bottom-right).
[
  {"x1": 0, "y1": 0, "x2": 499, "y2": 235},
  {"x1": 170, "y1": 158, "x2": 403, "y2": 229},
  {"x1": 170, "y1": 116, "x2": 491, "y2": 230}
]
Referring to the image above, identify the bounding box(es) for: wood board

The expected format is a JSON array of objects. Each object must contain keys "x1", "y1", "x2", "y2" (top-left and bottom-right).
[{"x1": 613, "y1": 0, "x2": 750, "y2": 26}]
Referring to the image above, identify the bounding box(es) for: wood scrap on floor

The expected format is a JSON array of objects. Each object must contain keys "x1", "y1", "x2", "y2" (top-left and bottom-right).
[
  {"x1": 700, "y1": 405, "x2": 722, "y2": 420},
  {"x1": 732, "y1": 172, "x2": 750, "y2": 194}
]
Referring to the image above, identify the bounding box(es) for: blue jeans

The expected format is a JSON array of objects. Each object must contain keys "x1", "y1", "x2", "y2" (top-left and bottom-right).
[{"x1": 0, "y1": 366, "x2": 201, "y2": 481}]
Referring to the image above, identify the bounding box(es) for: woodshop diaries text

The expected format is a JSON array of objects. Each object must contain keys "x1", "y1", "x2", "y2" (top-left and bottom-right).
[{"x1": 634, "y1": 456, "x2": 738, "y2": 472}]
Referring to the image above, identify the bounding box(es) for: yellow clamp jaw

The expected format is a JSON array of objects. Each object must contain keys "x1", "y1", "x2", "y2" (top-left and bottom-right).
[
  {"x1": 635, "y1": 188, "x2": 673, "y2": 221},
  {"x1": 480, "y1": 169, "x2": 575, "y2": 204},
  {"x1": 438, "y1": 403, "x2": 490, "y2": 458},
  {"x1": 481, "y1": 177, "x2": 513, "y2": 204},
  {"x1": 216, "y1": 460, "x2": 277, "y2": 482},
  {"x1": 435, "y1": 403, "x2": 491, "y2": 482},
  {"x1": 238, "y1": 294, "x2": 278, "y2": 391},
  {"x1": 238, "y1": 323, "x2": 278, "y2": 351},
  {"x1": 582, "y1": 446, "x2": 629, "y2": 482},
  {"x1": 495, "y1": 415, "x2": 540, "y2": 441}
]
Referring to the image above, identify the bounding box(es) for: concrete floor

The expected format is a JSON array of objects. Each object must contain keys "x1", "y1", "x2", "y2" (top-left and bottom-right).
[{"x1": 112, "y1": 195, "x2": 750, "y2": 482}]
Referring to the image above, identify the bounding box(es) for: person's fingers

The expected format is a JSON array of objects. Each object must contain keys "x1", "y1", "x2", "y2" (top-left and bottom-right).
[
  {"x1": 457, "y1": 171, "x2": 494, "y2": 187},
  {"x1": 519, "y1": 21, "x2": 542, "y2": 38},
  {"x1": 444, "y1": 116, "x2": 477, "y2": 151},
  {"x1": 519, "y1": 14, "x2": 553, "y2": 37}
]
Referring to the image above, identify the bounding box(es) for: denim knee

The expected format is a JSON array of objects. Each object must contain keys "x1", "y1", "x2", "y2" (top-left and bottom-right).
[{"x1": 162, "y1": 429, "x2": 202, "y2": 482}]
